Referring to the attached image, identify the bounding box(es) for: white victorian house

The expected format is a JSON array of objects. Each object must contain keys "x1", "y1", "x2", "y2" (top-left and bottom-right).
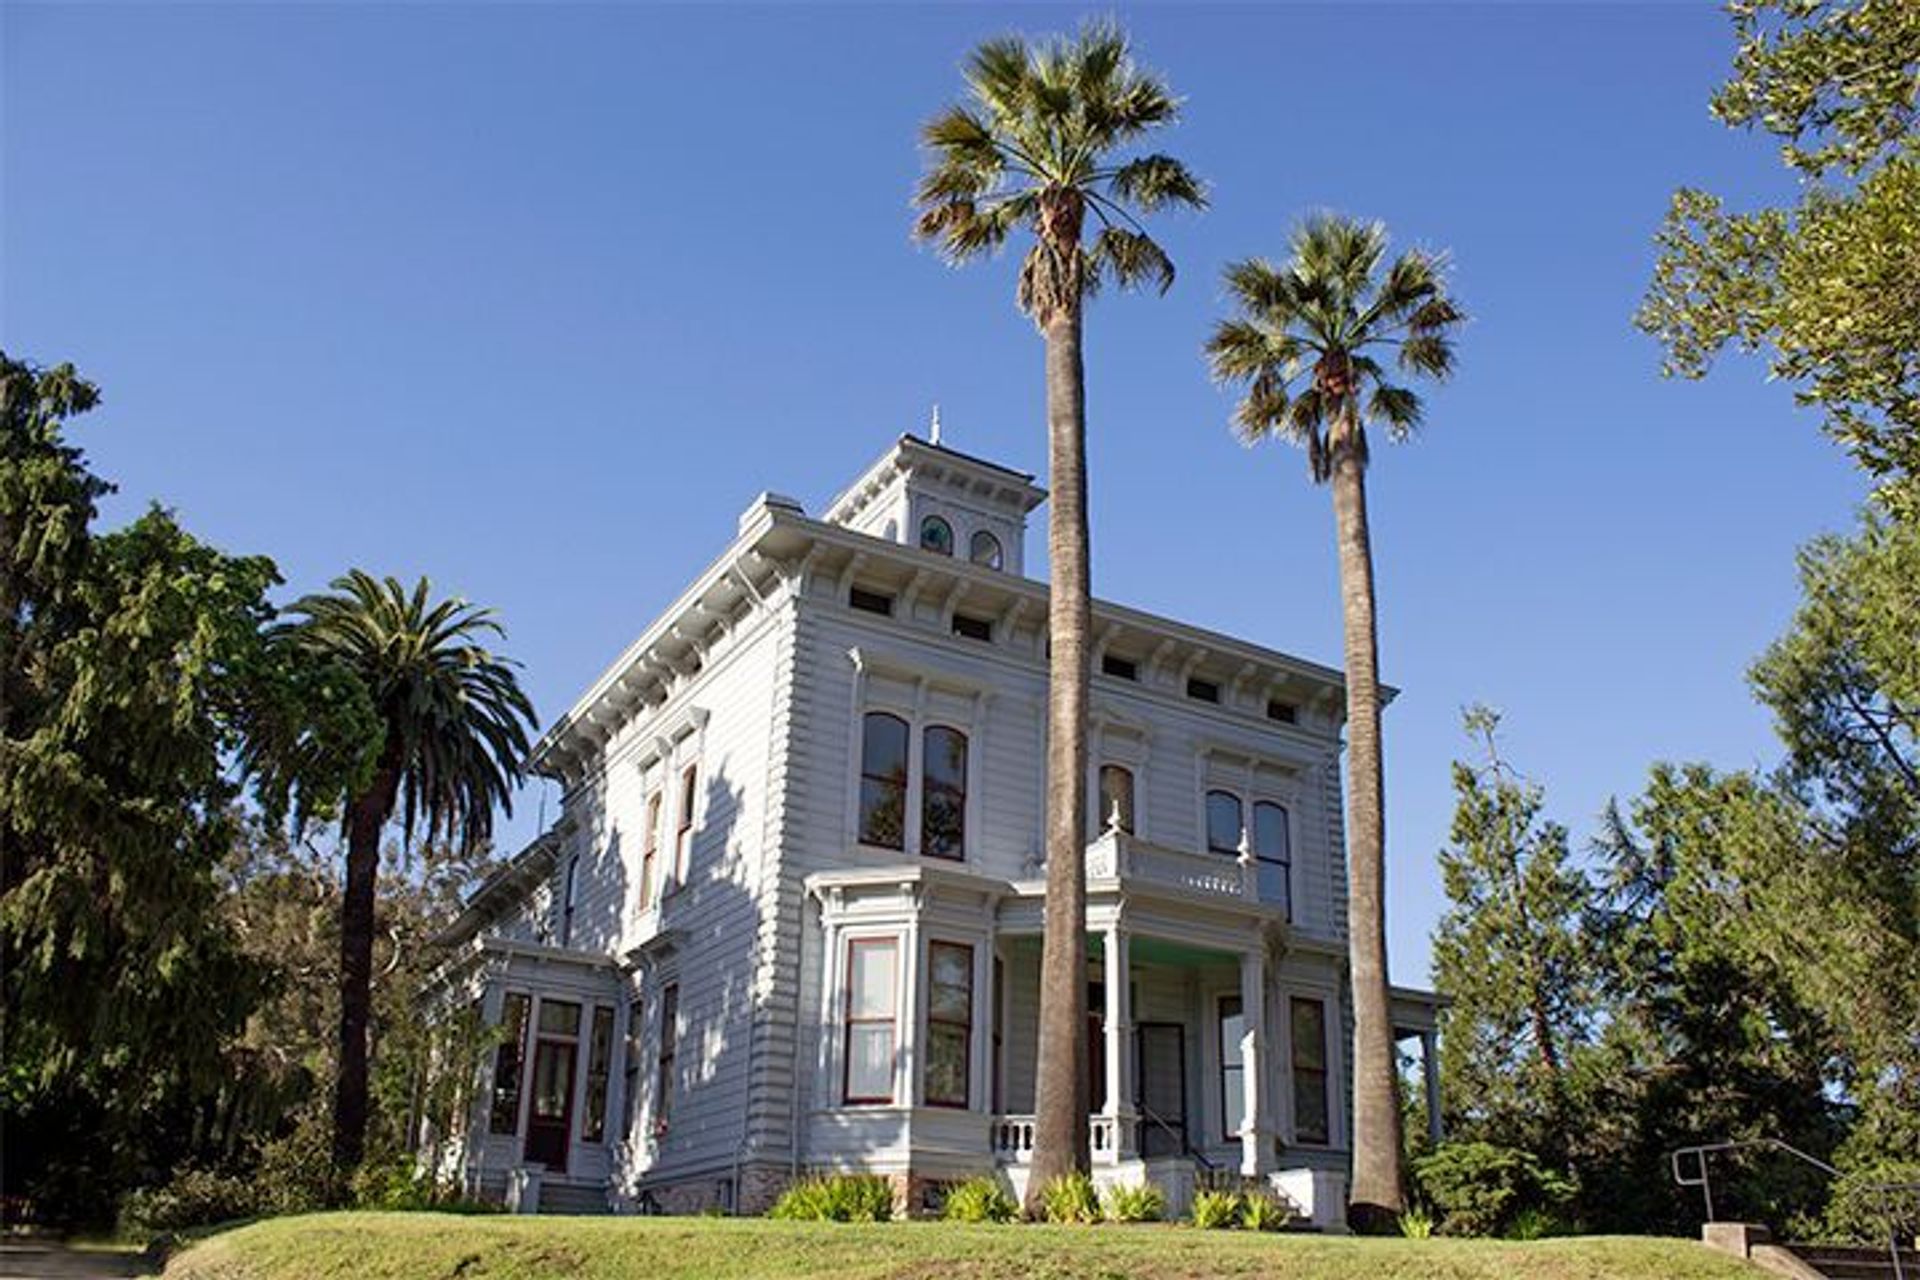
[{"x1": 425, "y1": 433, "x2": 1442, "y2": 1227}]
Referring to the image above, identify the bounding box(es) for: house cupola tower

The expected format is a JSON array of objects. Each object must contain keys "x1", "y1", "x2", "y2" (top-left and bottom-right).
[{"x1": 823, "y1": 432, "x2": 1047, "y2": 578}]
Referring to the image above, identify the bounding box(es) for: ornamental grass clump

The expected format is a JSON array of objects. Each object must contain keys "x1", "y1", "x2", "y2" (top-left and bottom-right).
[
  {"x1": 1102, "y1": 1181, "x2": 1165, "y2": 1223},
  {"x1": 1241, "y1": 1191, "x2": 1294, "y2": 1232},
  {"x1": 941, "y1": 1176, "x2": 1018, "y2": 1224},
  {"x1": 1039, "y1": 1172, "x2": 1102, "y2": 1224},
  {"x1": 767, "y1": 1173, "x2": 894, "y2": 1222},
  {"x1": 1190, "y1": 1188, "x2": 1244, "y2": 1229}
]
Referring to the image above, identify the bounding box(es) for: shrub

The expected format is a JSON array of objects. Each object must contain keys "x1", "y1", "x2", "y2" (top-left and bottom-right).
[
  {"x1": 1398, "y1": 1206, "x2": 1436, "y2": 1238},
  {"x1": 119, "y1": 1169, "x2": 262, "y2": 1236},
  {"x1": 942, "y1": 1176, "x2": 1018, "y2": 1224},
  {"x1": 1190, "y1": 1188, "x2": 1244, "y2": 1229},
  {"x1": 1241, "y1": 1191, "x2": 1294, "y2": 1232},
  {"x1": 1039, "y1": 1173, "x2": 1101, "y2": 1224},
  {"x1": 1102, "y1": 1181, "x2": 1165, "y2": 1224},
  {"x1": 767, "y1": 1173, "x2": 894, "y2": 1222},
  {"x1": 1412, "y1": 1141, "x2": 1574, "y2": 1238}
]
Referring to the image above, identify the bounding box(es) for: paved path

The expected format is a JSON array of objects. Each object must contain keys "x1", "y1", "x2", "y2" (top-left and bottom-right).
[{"x1": 0, "y1": 1242, "x2": 157, "y2": 1279}]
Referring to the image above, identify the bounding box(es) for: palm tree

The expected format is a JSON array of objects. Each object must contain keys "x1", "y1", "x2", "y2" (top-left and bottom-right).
[
  {"x1": 1205, "y1": 215, "x2": 1464, "y2": 1229},
  {"x1": 913, "y1": 22, "x2": 1202, "y2": 1205},
  {"x1": 281, "y1": 571, "x2": 536, "y2": 1173}
]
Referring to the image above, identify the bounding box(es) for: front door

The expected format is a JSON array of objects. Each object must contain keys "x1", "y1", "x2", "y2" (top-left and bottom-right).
[
  {"x1": 1135, "y1": 1022, "x2": 1187, "y2": 1158},
  {"x1": 524, "y1": 1036, "x2": 577, "y2": 1172}
]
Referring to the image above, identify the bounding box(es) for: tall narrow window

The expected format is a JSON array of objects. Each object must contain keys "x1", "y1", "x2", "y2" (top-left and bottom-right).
[
  {"x1": 582, "y1": 1005, "x2": 614, "y2": 1142},
  {"x1": 639, "y1": 792, "x2": 662, "y2": 910},
  {"x1": 968, "y1": 530, "x2": 1003, "y2": 570},
  {"x1": 858, "y1": 713, "x2": 909, "y2": 849},
  {"x1": 1290, "y1": 997, "x2": 1330, "y2": 1145},
  {"x1": 919, "y1": 515, "x2": 954, "y2": 556},
  {"x1": 922, "y1": 726, "x2": 967, "y2": 860},
  {"x1": 843, "y1": 938, "x2": 897, "y2": 1103},
  {"x1": 1220, "y1": 995, "x2": 1246, "y2": 1141},
  {"x1": 1098, "y1": 765, "x2": 1136, "y2": 834},
  {"x1": 559, "y1": 857, "x2": 578, "y2": 947},
  {"x1": 1206, "y1": 790, "x2": 1243, "y2": 857},
  {"x1": 489, "y1": 992, "x2": 530, "y2": 1134},
  {"x1": 621, "y1": 997, "x2": 644, "y2": 1141},
  {"x1": 925, "y1": 942, "x2": 973, "y2": 1107},
  {"x1": 675, "y1": 765, "x2": 698, "y2": 881},
  {"x1": 1253, "y1": 801, "x2": 1292, "y2": 920},
  {"x1": 655, "y1": 984, "x2": 679, "y2": 1131}
]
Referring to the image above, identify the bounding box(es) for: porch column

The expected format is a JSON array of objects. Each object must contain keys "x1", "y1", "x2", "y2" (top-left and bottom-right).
[
  {"x1": 1421, "y1": 1029, "x2": 1442, "y2": 1146},
  {"x1": 1104, "y1": 924, "x2": 1136, "y2": 1159},
  {"x1": 1238, "y1": 948, "x2": 1270, "y2": 1177}
]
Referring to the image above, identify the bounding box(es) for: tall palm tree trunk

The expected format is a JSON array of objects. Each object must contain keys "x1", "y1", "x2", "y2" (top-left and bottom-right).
[
  {"x1": 1330, "y1": 441, "x2": 1406, "y2": 1227},
  {"x1": 1029, "y1": 299, "x2": 1093, "y2": 1208},
  {"x1": 332, "y1": 750, "x2": 400, "y2": 1176}
]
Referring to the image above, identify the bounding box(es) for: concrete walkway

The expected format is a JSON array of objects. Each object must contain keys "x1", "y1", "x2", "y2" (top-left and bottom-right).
[{"x1": 0, "y1": 1242, "x2": 157, "y2": 1280}]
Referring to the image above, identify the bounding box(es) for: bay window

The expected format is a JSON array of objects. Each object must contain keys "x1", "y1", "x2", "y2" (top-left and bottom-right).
[
  {"x1": 925, "y1": 941, "x2": 973, "y2": 1107},
  {"x1": 843, "y1": 938, "x2": 897, "y2": 1104}
]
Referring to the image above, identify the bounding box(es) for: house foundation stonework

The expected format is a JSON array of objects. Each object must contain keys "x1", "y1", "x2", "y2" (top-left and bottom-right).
[{"x1": 421, "y1": 434, "x2": 1443, "y2": 1230}]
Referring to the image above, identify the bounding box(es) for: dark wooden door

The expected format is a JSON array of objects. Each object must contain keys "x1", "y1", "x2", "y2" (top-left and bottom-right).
[
  {"x1": 524, "y1": 1037, "x2": 577, "y2": 1172},
  {"x1": 1135, "y1": 1022, "x2": 1187, "y2": 1158}
]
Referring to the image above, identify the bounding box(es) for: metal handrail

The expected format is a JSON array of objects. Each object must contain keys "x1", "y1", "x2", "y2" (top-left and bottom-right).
[
  {"x1": 1670, "y1": 1137, "x2": 1917, "y2": 1280},
  {"x1": 1136, "y1": 1102, "x2": 1218, "y2": 1173}
]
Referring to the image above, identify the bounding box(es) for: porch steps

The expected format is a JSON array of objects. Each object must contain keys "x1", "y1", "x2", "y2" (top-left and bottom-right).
[
  {"x1": 536, "y1": 1181, "x2": 611, "y2": 1215},
  {"x1": 1782, "y1": 1244, "x2": 1920, "y2": 1280}
]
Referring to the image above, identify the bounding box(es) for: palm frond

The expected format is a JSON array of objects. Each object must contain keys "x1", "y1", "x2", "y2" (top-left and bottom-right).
[
  {"x1": 1108, "y1": 154, "x2": 1206, "y2": 213},
  {"x1": 1089, "y1": 226, "x2": 1174, "y2": 294},
  {"x1": 283, "y1": 572, "x2": 537, "y2": 855}
]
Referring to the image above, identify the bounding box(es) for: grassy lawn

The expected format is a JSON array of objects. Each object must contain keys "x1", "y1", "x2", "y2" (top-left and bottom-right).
[{"x1": 162, "y1": 1211, "x2": 1760, "y2": 1280}]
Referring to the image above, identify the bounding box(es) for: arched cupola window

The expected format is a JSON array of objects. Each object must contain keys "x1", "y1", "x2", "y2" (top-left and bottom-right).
[{"x1": 919, "y1": 515, "x2": 954, "y2": 556}]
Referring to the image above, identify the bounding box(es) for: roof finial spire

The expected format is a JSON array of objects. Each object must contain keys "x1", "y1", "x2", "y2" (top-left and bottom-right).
[{"x1": 929, "y1": 403, "x2": 942, "y2": 446}]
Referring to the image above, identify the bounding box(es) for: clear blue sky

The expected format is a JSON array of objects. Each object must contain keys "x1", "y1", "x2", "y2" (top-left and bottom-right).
[{"x1": 3, "y1": 3, "x2": 1865, "y2": 986}]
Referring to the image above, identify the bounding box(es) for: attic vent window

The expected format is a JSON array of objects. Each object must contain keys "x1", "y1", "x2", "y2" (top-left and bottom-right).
[
  {"x1": 1186, "y1": 677, "x2": 1221, "y2": 704},
  {"x1": 1267, "y1": 699, "x2": 1299, "y2": 725},
  {"x1": 952, "y1": 614, "x2": 993, "y2": 643},
  {"x1": 919, "y1": 516, "x2": 954, "y2": 556},
  {"x1": 849, "y1": 588, "x2": 894, "y2": 617},
  {"x1": 1101, "y1": 655, "x2": 1138, "y2": 682}
]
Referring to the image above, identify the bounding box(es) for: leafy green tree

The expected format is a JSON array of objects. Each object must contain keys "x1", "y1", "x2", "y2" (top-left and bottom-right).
[
  {"x1": 1432, "y1": 708, "x2": 1593, "y2": 1166},
  {"x1": 1206, "y1": 215, "x2": 1465, "y2": 1226},
  {"x1": 1584, "y1": 767, "x2": 1843, "y2": 1233},
  {"x1": 1638, "y1": 0, "x2": 1920, "y2": 518},
  {"x1": 0, "y1": 354, "x2": 345, "y2": 1222},
  {"x1": 1746, "y1": 517, "x2": 1919, "y2": 1177},
  {"x1": 278, "y1": 573, "x2": 535, "y2": 1174},
  {"x1": 913, "y1": 20, "x2": 1202, "y2": 1201}
]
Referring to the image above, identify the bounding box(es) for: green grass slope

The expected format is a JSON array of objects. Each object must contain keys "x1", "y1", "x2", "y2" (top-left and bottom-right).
[{"x1": 164, "y1": 1212, "x2": 1761, "y2": 1280}]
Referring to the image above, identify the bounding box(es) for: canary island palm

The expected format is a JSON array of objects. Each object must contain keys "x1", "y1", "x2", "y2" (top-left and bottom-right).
[
  {"x1": 281, "y1": 571, "x2": 536, "y2": 1174},
  {"x1": 1206, "y1": 215, "x2": 1463, "y2": 1229},
  {"x1": 914, "y1": 21, "x2": 1202, "y2": 1206}
]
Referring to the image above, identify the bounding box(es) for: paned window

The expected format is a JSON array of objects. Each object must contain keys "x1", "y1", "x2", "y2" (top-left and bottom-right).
[
  {"x1": 1291, "y1": 997, "x2": 1330, "y2": 1145},
  {"x1": 858, "y1": 713, "x2": 909, "y2": 849},
  {"x1": 843, "y1": 939, "x2": 898, "y2": 1103},
  {"x1": 925, "y1": 942, "x2": 973, "y2": 1107}
]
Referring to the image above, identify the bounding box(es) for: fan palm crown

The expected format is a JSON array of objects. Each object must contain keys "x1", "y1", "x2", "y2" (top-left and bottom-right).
[
  {"x1": 1207, "y1": 214, "x2": 1462, "y2": 480},
  {"x1": 913, "y1": 20, "x2": 1206, "y2": 322}
]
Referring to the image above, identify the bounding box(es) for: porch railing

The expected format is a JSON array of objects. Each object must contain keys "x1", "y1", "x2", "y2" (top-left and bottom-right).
[
  {"x1": 1084, "y1": 831, "x2": 1254, "y2": 902},
  {"x1": 991, "y1": 1114, "x2": 1134, "y2": 1165}
]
